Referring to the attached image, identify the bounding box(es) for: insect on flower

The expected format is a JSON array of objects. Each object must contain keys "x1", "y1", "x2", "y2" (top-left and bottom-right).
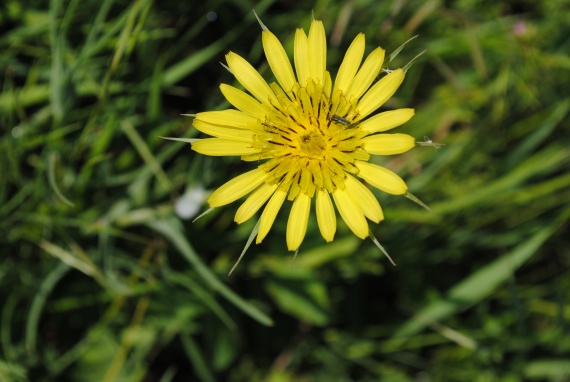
[{"x1": 175, "y1": 13, "x2": 434, "y2": 268}]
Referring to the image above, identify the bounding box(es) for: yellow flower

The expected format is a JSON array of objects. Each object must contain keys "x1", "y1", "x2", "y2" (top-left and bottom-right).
[{"x1": 191, "y1": 19, "x2": 417, "y2": 251}]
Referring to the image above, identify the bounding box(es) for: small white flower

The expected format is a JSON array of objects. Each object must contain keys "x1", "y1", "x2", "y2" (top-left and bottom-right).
[{"x1": 175, "y1": 186, "x2": 207, "y2": 219}]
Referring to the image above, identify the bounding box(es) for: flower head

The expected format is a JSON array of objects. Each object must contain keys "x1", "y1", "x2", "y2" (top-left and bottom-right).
[{"x1": 190, "y1": 18, "x2": 418, "y2": 251}]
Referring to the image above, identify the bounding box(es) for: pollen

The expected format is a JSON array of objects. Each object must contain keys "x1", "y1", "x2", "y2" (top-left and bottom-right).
[{"x1": 298, "y1": 130, "x2": 326, "y2": 156}]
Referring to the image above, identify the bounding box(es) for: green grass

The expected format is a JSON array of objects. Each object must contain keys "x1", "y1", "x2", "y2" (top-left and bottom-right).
[{"x1": 1, "y1": 0, "x2": 569, "y2": 381}]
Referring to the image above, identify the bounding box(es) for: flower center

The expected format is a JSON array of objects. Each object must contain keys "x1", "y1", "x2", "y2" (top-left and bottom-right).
[
  {"x1": 247, "y1": 80, "x2": 371, "y2": 200},
  {"x1": 298, "y1": 130, "x2": 326, "y2": 158}
]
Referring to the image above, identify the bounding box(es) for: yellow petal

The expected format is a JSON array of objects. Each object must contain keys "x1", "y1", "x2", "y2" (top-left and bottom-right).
[
  {"x1": 355, "y1": 161, "x2": 408, "y2": 195},
  {"x1": 220, "y1": 84, "x2": 267, "y2": 118},
  {"x1": 316, "y1": 190, "x2": 336, "y2": 242},
  {"x1": 193, "y1": 119, "x2": 254, "y2": 142},
  {"x1": 324, "y1": 70, "x2": 332, "y2": 98},
  {"x1": 307, "y1": 20, "x2": 326, "y2": 85},
  {"x1": 332, "y1": 188, "x2": 368, "y2": 239},
  {"x1": 208, "y1": 168, "x2": 265, "y2": 207},
  {"x1": 294, "y1": 28, "x2": 309, "y2": 87},
  {"x1": 257, "y1": 189, "x2": 287, "y2": 244},
  {"x1": 344, "y1": 175, "x2": 384, "y2": 223},
  {"x1": 235, "y1": 183, "x2": 278, "y2": 224},
  {"x1": 363, "y1": 133, "x2": 416, "y2": 155},
  {"x1": 286, "y1": 192, "x2": 311, "y2": 251},
  {"x1": 226, "y1": 51, "x2": 275, "y2": 103},
  {"x1": 357, "y1": 69, "x2": 405, "y2": 119},
  {"x1": 195, "y1": 110, "x2": 258, "y2": 128},
  {"x1": 262, "y1": 30, "x2": 296, "y2": 93},
  {"x1": 359, "y1": 108, "x2": 415, "y2": 134},
  {"x1": 333, "y1": 33, "x2": 365, "y2": 94},
  {"x1": 191, "y1": 138, "x2": 260, "y2": 156},
  {"x1": 345, "y1": 47, "x2": 385, "y2": 101}
]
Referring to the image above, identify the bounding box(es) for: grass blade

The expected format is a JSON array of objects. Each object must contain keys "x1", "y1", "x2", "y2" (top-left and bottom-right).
[
  {"x1": 147, "y1": 217, "x2": 274, "y2": 326},
  {"x1": 392, "y1": 205, "x2": 570, "y2": 340}
]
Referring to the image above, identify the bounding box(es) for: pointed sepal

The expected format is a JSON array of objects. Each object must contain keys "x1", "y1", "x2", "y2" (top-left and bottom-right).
[
  {"x1": 369, "y1": 230, "x2": 396, "y2": 266},
  {"x1": 228, "y1": 217, "x2": 261, "y2": 276},
  {"x1": 404, "y1": 191, "x2": 431, "y2": 212}
]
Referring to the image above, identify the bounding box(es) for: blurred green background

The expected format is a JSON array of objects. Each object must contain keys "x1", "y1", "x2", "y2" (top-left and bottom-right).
[{"x1": 1, "y1": 0, "x2": 569, "y2": 381}]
